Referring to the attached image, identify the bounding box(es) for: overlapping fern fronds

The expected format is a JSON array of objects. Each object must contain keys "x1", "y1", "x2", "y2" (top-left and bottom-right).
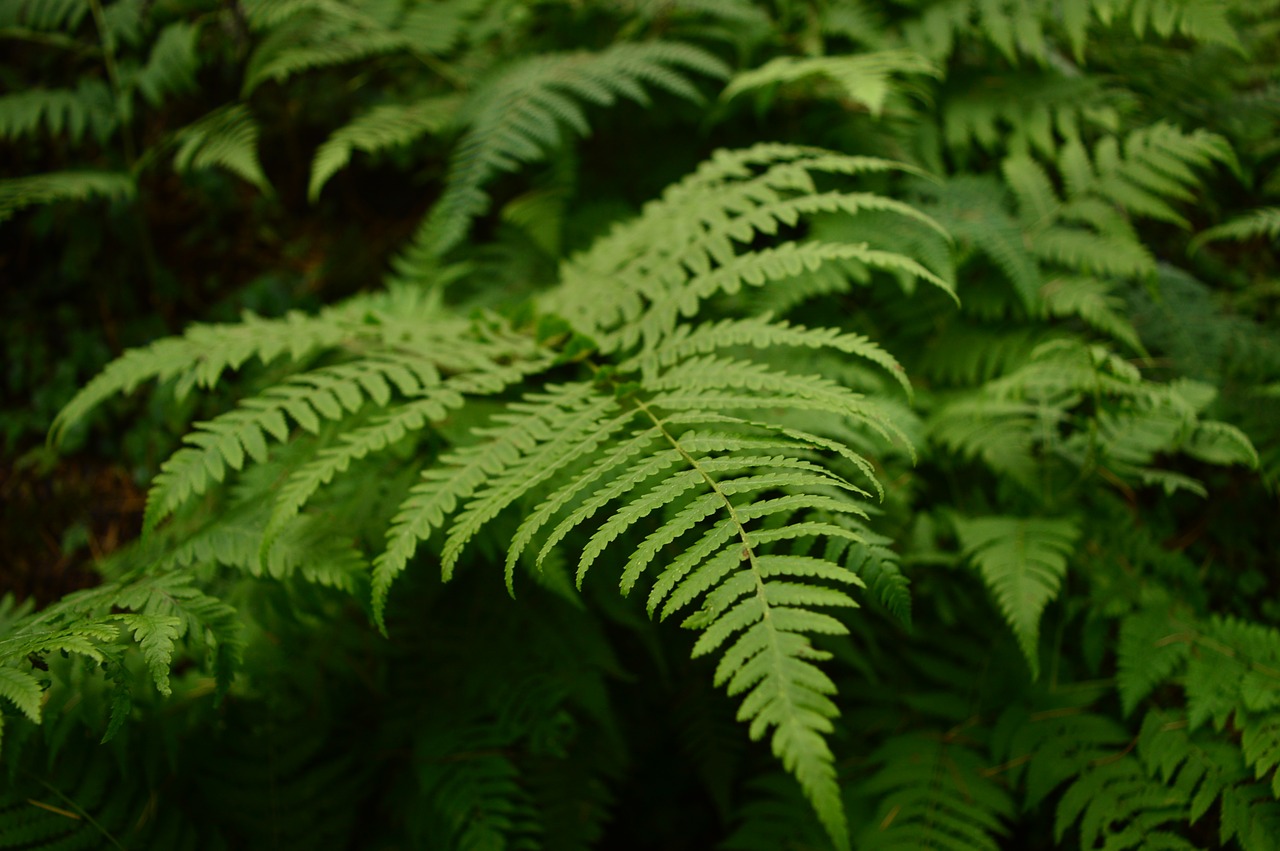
[
  {"x1": 49, "y1": 141, "x2": 950, "y2": 850},
  {"x1": 390, "y1": 41, "x2": 730, "y2": 279}
]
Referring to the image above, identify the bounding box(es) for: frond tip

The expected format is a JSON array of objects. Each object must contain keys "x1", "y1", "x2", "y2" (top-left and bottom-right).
[{"x1": 955, "y1": 515, "x2": 1080, "y2": 679}]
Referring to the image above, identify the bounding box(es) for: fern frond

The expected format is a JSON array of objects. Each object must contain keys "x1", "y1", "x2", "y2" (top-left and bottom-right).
[
  {"x1": 0, "y1": 169, "x2": 134, "y2": 223},
  {"x1": 722, "y1": 50, "x2": 937, "y2": 116},
  {"x1": 627, "y1": 315, "x2": 912, "y2": 398},
  {"x1": 130, "y1": 20, "x2": 199, "y2": 108},
  {"x1": 373, "y1": 381, "x2": 606, "y2": 626},
  {"x1": 113, "y1": 613, "x2": 181, "y2": 697},
  {"x1": 172, "y1": 104, "x2": 271, "y2": 193},
  {"x1": 0, "y1": 81, "x2": 115, "y2": 144},
  {"x1": 262, "y1": 364, "x2": 529, "y2": 563},
  {"x1": 390, "y1": 42, "x2": 729, "y2": 276},
  {"x1": 2, "y1": 0, "x2": 88, "y2": 31},
  {"x1": 0, "y1": 666, "x2": 43, "y2": 726},
  {"x1": 1063, "y1": 124, "x2": 1235, "y2": 227},
  {"x1": 309, "y1": 95, "x2": 460, "y2": 201},
  {"x1": 1054, "y1": 753, "x2": 1193, "y2": 848},
  {"x1": 1117, "y1": 604, "x2": 1194, "y2": 716},
  {"x1": 1190, "y1": 207, "x2": 1280, "y2": 253},
  {"x1": 50, "y1": 292, "x2": 462, "y2": 446},
  {"x1": 1137, "y1": 706, "x2": 1280, "y2": 850},
  {"x1": 142, "y1": 354, "x2": 448, "y2": 531},
  {"x1": 552, "y1": 144, "x2": 953, "y2": 349},
  {"x1": 1041, "y1": 276, "x2": 1146, "y2": 353},
  {"x1": 954, "y1": 515, "x2": 1080, "y2": 679},
  {"x1": 242, "y1": 0, "x2": 478, "y2": 93},
  {"x1": 855, "y1": 732, "x2": 1015, "y2": 851}
]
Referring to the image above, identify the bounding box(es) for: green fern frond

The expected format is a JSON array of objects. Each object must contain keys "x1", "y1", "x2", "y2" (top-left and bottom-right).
[
  {"x1": 242, "y1": 0, "x2": 406, "y2": 93},
  {"x1": 1063, "y1": 124, "x2": 1235, "y2": 227},
  {"x1": 1054, "y1": 754, "x2": 1192, "y2": 848},
  {"x1": 130, "y1": 20, "x2": 199, "y2": 108},
  {"x1": 172, "y1": 104, "x2": 271, "y2": 193},
  {"x1": 1117, "y1": 605, "x2": 1194, "y2": 716},
  {"x1": 1101, "y1": 0, "x2": 1244, "y2": 51},
  {"x1": 1, "y1": 0, "x2": 88, "y2": 31},
  {"x1": 628, "y1": 314, "x2": 912, "y2": 398},
  {"x1": 722, "y1": 50, "x2": 937, "y2": 116},
  {"x1": 308, "y1": 95, "x2": 460, "y2": 201},
  {"x1": 1138, "y1": 706, "x2": 1280, "y2": 850},
  {"x1": 50, "y1": 291, "x2": 463, "y2": 446},
  {"x1": 954, "y1": 515, "x2": 1080, "y2": 679},
  {"x1": 0, "y1": 169, "x2": 134, "y2": 223},
  {"x1": 142, "y1": 354, "x2": 449, "y2": 532},
  {"x1": 0, "y1": 573, "x2": 243, "y2": 744},
  {"x1": 1040, "y1": 276, "x2": 1146, "y2": 353},
  {"x1": 1190, "y1": 207, "x2": 1280, "y2": 253},
  {"x1": 0, "y1": 81, "x2": 115, "y2": 145},
  {"x1": 944, "y1": 74, "x2": 1117, "y2": 160},
  {"x1": 855, "y1": 732, "x2": 1014, "y2": 851},
  {"x1": 0, "y1": 666, "x2": 43, "y2": 726},
  {"x1": 390, "y1": 42, "x2": 729, "y2": 276},
  {"x1": 553, "y1": 144, "x2": 953, "y2": 348},
  {"x1": 261, "y1": 364, "x2": 529, "y2": 564},
  {"x1": 373, "y1": 381, "x2": 607, "y2": 625}
]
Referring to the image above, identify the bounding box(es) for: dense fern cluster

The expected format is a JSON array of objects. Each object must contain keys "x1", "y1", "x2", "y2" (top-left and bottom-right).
[{"x1": 3, "y1": 0, "x2": 1279, "y2": 849}]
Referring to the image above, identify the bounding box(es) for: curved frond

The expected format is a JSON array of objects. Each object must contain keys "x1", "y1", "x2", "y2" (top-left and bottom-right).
[
  {"x1": 309, "y1": 95, "x2": 460, "y2": 200},
  {"x1": 172, "y1": 104, "x2": 271, "y2": 193},
  {"x1": 390, "y1": 42, "x2": 729, "y2": 276},
  {"x1": 722, "y1": 50, "x2": 937, "y2": 116},
  {"x1": 0, "y1": 169, "x2": 134, "y2": 223},
  {"x1": 954, "y1": 515, "x2": 1080, "y2": 679}
]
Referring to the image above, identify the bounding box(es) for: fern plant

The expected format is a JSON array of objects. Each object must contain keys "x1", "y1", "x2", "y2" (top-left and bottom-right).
[{"x1": 7, "y1": 1, "x2": 1280, "y2": 849}]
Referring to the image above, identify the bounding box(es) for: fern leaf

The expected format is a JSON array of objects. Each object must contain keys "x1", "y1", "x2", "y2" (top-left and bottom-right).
[
  {"x1": 955, "y1": 515, "x2": 1080, "y2": 679},
  {"x1": 444, "y1": 395, "x2": 630, "y2": 589},
  {"x1": 0, "y1": 665, "x2": 43, "y2": 725},
  {"x1": 0, "y1": 80, "x2": 115, "y2": 144},
  {"x1": 263, "y1": 365, "x2": 526, "y2": 564},
  {"x1": 1117, "y1": 605, "x2": 1194, "y2": 715},
  {"x1": 309, "y1": 95, "x2": 460, "y2": 201},
  {"x1": 722, "y1": 50, "x2": 937, "y2": 115},
  {"x1": 1054, "y1": 756, "x2": 1192, "y2": 848},
  {"x1": 855, "y1": 732, "x2": 1014, "y2": 851},
  {"x1": 1190, "y1": 207, "x2": 1280, "y2": 254},
  {"x1": 131, "y1": 21, "x2": 199, "y2": 107},
  {"x1": 114, "y1": 614, "x2": 181, "y2": 697},
  {"x1": 390, "y1": 42, "x2": 728, "y2": 275},
  {"x1": 4, "y1": 0, "x2": 89, "y2": 31},
  {"x1": 373, "y1": 382, "x2": 600, "y2": 628},
  {"x1": 49, "y1": 300, "x2": 416, "y2": 447},
  {"x1": 172, "y1": 104, "x2": 271, "y2": 193},
  {"x1": 552, "y1": 144, "x2": 952, "y2": 347},
  {"x1": 0, "y1": 169, "x2": 134, "y2": 223},
  {"x1": 244, "y1": 26, "x2": 405, "y2": 95},
  {"x1": 628, "y1": 315, "x2": 912, "y2": 398},
  {"x1": 143, "y1": 356, "x2": 445, "y2": 531}
]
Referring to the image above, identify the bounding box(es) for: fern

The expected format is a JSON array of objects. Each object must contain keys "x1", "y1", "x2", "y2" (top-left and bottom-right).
[
  {"x1": 0, "y1": 170, "x2": 134, "y2": 223},
  {"x1": 1190, "y1": 207, "x2": 1280, "y2": 253},
  {"x1": 308, "y1": 94, "x2": 460, "y2": 200},
  {"x1": 0, "y1": 81, "x2": 116, "y2": 145},
  {"x1": 954, "y1": 515, "x2": 1080, "y2": 679},
  {"x1": 129, "y1": 20, "x2": 199, "y2": 108},
  {"x1": 390, "y1": 41, "x2": 729, "y2": 277},
  {"x1": 722, "y1": 50, "x2": 937, "y2": 116},
  {"x1": 854, "y1": 731, "x2": 1015, "y2": 850},
  {"x1": 241, "y1": 0, "x2": 480, "y2": 93},
  {"x1": 171, "y1": 104, "x2": 272, "y2": 193}
]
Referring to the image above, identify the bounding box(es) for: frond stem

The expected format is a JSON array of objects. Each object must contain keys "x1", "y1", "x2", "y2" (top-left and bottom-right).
[{"x1": 26, "y1": 774, "x2": 127, "y2": 851}]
